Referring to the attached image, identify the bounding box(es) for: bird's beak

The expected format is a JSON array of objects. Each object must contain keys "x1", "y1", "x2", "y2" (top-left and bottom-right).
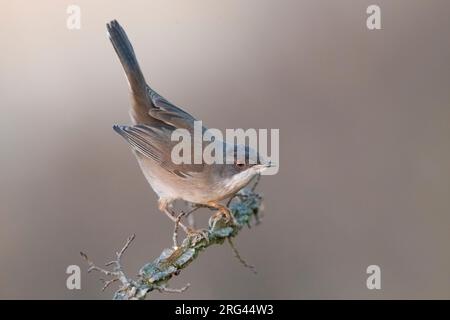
[{"x1": 254, "y1": 160, "x2": 276, "y2": 173}]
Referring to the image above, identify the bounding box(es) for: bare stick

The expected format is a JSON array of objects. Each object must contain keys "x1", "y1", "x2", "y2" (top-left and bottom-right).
[
  {"x1": 82, "y1": 187, "x2": 263, "y2": 300},
  {"x1": 100, "y1": 278, "x2": 120, "y2": 291},
  {"x1": 251, "y1": 174, "x2": 261, "y2": 192},
  {"x1": 156, "y1": 283, "x2": 191, "y2": 293},
  {"x1": 227, "y1": 237, "x2": 257, "y2": 274},
  {"x1": 80, "y1": 234, "x2": 136, "y2": 289}
]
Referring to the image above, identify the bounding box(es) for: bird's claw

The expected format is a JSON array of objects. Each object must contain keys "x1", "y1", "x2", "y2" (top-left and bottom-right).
[
  {"x1": 186, "y1": 228, "x2": 209, "y2": 245},
  {"x1": 216, "y1": 210, "x2": 236, "y2": 224},
  {"x1": 208, "y1": 209, "x2": 237, "y2": 229}
]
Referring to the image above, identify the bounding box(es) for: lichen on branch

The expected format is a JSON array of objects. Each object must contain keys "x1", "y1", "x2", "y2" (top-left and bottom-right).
[{"x1": 81, "y1": 178, "x2": 263, "y2": 300}]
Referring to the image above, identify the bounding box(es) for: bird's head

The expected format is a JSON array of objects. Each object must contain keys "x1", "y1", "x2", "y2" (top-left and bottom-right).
[{"x1": 215, "y1": 144, "x2": 272, "y2": 194}]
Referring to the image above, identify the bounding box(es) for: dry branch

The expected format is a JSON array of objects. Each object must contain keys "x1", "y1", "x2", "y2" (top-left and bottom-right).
[{"x1": 81, "y1": 177, "x2": 263, "y2": 300}]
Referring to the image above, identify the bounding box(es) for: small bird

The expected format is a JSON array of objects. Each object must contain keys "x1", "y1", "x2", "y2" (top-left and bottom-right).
[{"x1": 107, "y1": 20, "x2": 269, "y2": 239}]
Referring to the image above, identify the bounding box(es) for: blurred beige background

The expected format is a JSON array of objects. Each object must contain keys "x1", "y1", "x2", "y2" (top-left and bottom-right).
[{"x1": 1, "y1": 0, "x2": 450, "y2": 299}]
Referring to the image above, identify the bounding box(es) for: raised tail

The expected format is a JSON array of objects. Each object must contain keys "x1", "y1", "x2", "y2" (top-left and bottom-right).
[{"x1": 107, "y1": 20, "x2": 152, "y2": 116}]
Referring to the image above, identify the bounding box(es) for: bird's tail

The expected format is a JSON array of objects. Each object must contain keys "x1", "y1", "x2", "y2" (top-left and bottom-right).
[{"x1": 107, "y1": 20, "x2": 150, "y2": 109}]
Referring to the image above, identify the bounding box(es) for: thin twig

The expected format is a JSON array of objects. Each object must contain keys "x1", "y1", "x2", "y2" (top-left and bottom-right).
[
  {"x1": 251, "y1": 174, "x2": 261, "y2": 192},
  {"x1": 227, "y1": 237, "x2": 257, "y2": 274},
  {"x1": 172, "y1": 214, "x2": 182, "y2": 248},
  {"x1": 80, "y1": 234, "x2": 136, "y2": 290},
  {"x1": 117, "y1": 234, "x2": 136, "y2": 259},
  {"x1": 156, "y1": 283, "x2": 191, "y2": 293},
  {"x1": 100, "y1": 278, "x2": 119, "y2": 291},
  {"x1": 82, "y1": 187, "x2": 263, "y2": 300}
]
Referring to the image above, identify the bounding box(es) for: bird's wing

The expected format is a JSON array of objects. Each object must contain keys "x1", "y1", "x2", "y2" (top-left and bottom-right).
[
  {"x1": 113, "y1": 124, "x2": 205, "y2": 178},
  {"x1": 107, "y1": 20, "x2": 204, "y2": 132},
  {"x1": 107, "y1": 20, "x2": 158, "y2": 125},
  {"x1": 146, "y1": 87, "x2": 202, "y2": 131}
]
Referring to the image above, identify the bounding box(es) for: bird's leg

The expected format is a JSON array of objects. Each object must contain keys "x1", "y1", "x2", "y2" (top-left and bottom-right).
[
  {"x1": 172, "y1": 213, "x2": 183, "y2": 248},
  {"x1": 185, "y1": 202, "x2": 223, "y2": 226},
  {"x1": 181, "y1": 205, "x2": 210, "y2": 244},
  {"x1": 159, "y1": 200, "x2": 208, "y2": 246},
  {"x1": 187, "y1": 214, "x2": 195, "y2": 229},
  {"x1": 159, "y1": 200, "x2": 190, "y2": 248},
  {"x1": 207, "y1": 201, "x2": 236, "y2": 225},
  {"x1": 173, "y1": 211, "x2": 209, "y2": 246},
  {"x1": 184, "y1": 203, "x2": 201, "y2": 228},
  {"x1": 186, "y1": 227, "x2": 210, "y2": 245}
]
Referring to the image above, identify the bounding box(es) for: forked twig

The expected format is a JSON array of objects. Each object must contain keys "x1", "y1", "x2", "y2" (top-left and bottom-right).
[
  {"x1": 82, "y1": 183, "x2": 264, "y2": 300},
  {"x1": 227, "y1": 237, "x2": 257, "y2": 274},
  {"x1": 156, "y1": 283, "x2": 191, "y2": 293},
  {"x1": 80, "y1": 234, "x2": 136, "y2": 291}
]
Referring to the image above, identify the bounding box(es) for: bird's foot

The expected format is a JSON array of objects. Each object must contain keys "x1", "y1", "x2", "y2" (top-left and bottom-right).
[
  {"x1": 208, "y1": 207, "x2": 236, "y2": 228},
  {"x1": 172, "y1": 214, "x2": 192, "y2": 249},
  {"x1": 221, "y1": 208, "x2": 237, "y2": 224},
  {"x1": 186, "y1": 227, "x2": 210, "y2": 245}
]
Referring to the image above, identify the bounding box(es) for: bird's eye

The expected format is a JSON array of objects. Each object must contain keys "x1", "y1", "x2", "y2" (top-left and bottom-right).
[{"x1": 236, "y1": 162, "x2": 245, "y2": 168}]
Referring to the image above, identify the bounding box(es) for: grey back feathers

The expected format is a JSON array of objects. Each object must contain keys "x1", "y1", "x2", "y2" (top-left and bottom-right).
[
  {"x1": 107, "y1": 20, "x2": 199, "y2": 130},
  {"x1": 107, "y1": 20, "x2": 208, "y2": 179}
]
